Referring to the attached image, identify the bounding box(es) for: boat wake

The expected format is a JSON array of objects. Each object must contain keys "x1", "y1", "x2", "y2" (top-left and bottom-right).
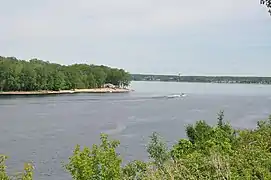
[
  {"x1": 165, "y1": 93, "x2": 187, "y2": 99},
  {"x1": 24, "y1": 92, "x2": 188, "y2": 105}
]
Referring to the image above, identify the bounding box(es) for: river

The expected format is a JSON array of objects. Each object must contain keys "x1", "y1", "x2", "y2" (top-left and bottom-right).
[{"x1": 1, "y1": 81, "x2": 271, "y2": 179}]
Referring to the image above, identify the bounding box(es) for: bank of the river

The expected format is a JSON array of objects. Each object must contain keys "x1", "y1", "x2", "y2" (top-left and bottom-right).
[{"x1": 0, "y1": 88, "x2": 132, "y2": 95}]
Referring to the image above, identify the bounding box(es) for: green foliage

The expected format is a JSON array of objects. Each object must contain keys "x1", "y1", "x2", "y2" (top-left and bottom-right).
[
  {"x1": 182, "y1": 114, "x2": 235, "y2": 156},
  {"x1": 146, "y1": 132, "x2": 170, "y2": 169},
  {"x1": 122, "y1": 160, "x2": 147, "y2": 180},
  {"x1": 166, "y1": 114, "x2": 271, "y2": 180},
  {"x1": 0, "y1": 155, "x2": 34, "y2": 180},
  {"x1": 171, "y1": 139, "x2": 194, "y2": 160},
  {"x1": 0, "y1": 155, "x2": 9, "y2": 180},
  {"x1": 65, "y1": 133, "x2": 122, "y2": 180},
  {"x1": 0, "y1": 56, "x2": 131, "y2": 91},
  {"x1": 4, "y1": 113, "x2": 271, "y2": 179},
  {"x1": 185, "y1": 120, "x2": 212, "y2": 146},
  {"x1": 230, "y1": 118, "x2": 271, "y2": 179}
]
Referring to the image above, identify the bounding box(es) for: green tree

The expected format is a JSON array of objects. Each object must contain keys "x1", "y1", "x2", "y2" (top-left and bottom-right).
[
  {"x1": 65, "y1": 134, "x2": 122, "y2": 180},
  {"x1": 106, "y1": 69, "x2": 120, "y2": 86},
  {"x1": 92, "y1": 67, "x2": 107, "y2": 88},
  {"x1": 186, "y1": 120, "x2": 212, "y2": 145},
  {"x1": 122, "y1": 160, "x2": 147, "y2": 180},
  {"x1": 0, "y1": 56, "x2": 131, "y2": 92},
  {"x1": 147, "y1": 132, "x2": 170, "y2": 169},
  {"x1": 86, "y1": 73, "x2": 96, "y2": 88},
  {"x1": 37, "y1": 68, "x2": 48, "y2": 90},
  {"x1": 19, "y1": 63, "x2": 37, "y2": 91},
  {"x1": 51, "y1": 70, "x2": 65, "y2": 91}
]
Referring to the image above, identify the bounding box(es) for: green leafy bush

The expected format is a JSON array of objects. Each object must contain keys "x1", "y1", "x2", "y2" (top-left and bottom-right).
[
  {"x1": 0, "y1": 155, "x2": 9, "y2": 180},
  {"x1": 63, "y1": 113, "x2": 271, "y2": 180},
  {"x1": 65, "y1": 133, "x2": 122, "y2": 180},
  {"x1": 146, "y1": 132, "x2": 170, "y2": 169},
  {"x1": 122, "y1": 160, "x2": 147, "y2": 180},
  {"x1": 3, "y1": 113, "x2": 271, "y2": 179},
  {"x1": 0, "y1": 155, "x2": 34, "y2": 180}
]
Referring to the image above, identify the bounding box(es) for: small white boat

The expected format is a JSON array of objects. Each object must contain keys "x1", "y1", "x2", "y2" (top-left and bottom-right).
[{"x1": 166, "y1": 93, "x2": 186, "y2": 98}]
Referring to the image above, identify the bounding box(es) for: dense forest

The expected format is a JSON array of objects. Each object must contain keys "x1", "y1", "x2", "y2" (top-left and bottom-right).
[
  {"x1": 0, "y1": 56, "x2": 131, "y2": 92},
  {"x1": 132, "y1": 74, "x2": 271, "y2": 84}
]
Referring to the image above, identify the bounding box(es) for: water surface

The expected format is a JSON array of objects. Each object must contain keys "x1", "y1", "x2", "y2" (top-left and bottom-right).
[{"x1": 1, "y1": 81, "x2": 271, "y2": 179}]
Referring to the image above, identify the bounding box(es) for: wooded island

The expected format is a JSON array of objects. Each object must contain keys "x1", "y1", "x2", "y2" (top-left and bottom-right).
[{"x1": 0, "y1": 56, "x2": 131, "y2": 94}]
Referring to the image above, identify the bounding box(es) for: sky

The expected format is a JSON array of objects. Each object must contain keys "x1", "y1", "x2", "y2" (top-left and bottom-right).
[{"x1": 0, "y1": 0, "x2": 270, "y2": 76}]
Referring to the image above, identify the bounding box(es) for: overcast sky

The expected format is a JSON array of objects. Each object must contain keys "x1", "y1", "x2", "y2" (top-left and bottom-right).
[{"x1": 0, "y1": 0, "x2": 270, "y2": 75}]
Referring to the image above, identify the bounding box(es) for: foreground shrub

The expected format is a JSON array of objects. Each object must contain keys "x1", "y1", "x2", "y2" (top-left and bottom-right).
[
  {"x1": 65, "y1": 133, "x2": 122, "y2": 180},
  {"x1": 0, "y1": 155, "x2": 33, "y2": 180},
  {"x1": 146, "y1": 132, "x2": 170, "y2": 169},
  {"x1": 3, "y1": 113, "x2": 271, "y2": 179},
  {"x1": 64, "y1": 113, "x2": 271, "y2": 179},
  {"x1": 122, "y1": 160, "x2": 147, "y2": 180},
  {"x1": 0, "y1": 155, "x2": 9, "y2": 180},
  {"x1": 148, "y1": 114, "x2": 271, "y2": 179}
]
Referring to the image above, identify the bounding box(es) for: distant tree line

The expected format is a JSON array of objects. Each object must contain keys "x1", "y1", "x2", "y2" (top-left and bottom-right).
[
  {"x1": 0, "y1": 56, "x2": 131, "y2": 91},
  {"x1": 132, "y1": 74, "x2": 271, "y2": 85}
]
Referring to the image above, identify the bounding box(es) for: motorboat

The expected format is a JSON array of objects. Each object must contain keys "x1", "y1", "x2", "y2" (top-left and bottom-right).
[{"x1": 166, "y1": 93, "x2": 186, "y2": 98}]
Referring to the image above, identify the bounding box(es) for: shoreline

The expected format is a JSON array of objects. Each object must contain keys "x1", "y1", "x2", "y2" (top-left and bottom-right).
[
  {"x1": 0, "y1": 88, "x2": 133, "y2": 95},
  {"x1": 133, "y1": 80, "x2": 271, "y2": 85}
]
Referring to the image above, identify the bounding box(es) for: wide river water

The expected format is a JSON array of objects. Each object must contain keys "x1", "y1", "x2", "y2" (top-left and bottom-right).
[{"x1": 1, "y1": 81, "x2": 271, "y2": 179}]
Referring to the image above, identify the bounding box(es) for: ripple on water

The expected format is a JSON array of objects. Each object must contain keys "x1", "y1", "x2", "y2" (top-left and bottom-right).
[
  {"x1": 189, "y1": 108, "x2": 206, "y2": 113},
  {"x1": 120, "y1": 133, "x2": 137, "y2": 138},
  {"x1": 100, "y1": 122, "x2": 127, "y2": 135}
]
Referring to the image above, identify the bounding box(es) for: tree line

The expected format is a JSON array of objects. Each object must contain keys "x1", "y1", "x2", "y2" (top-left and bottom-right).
[
  {"x1": 0, "y1": 56, "x2": 131, "y2": 92},
  {"x1": 132, "y1": 74, "x2": 271, "y2": 84}
]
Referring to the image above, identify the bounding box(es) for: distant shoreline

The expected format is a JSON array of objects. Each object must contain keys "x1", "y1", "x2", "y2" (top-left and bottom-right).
[
  {"x1": 132, "y1": 80, "x2": 271, "y2": 85},
  {"x1": 132, "y1": 74, "x2": 271, "y2": 85},
  {"x1": 0, "y1": 88, "x2": 132, "y2": 95}
]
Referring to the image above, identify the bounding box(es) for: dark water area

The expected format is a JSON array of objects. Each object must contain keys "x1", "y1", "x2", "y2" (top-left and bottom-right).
[{"x1": 1, "y1": 81, "x2": 271, "y2": 179}]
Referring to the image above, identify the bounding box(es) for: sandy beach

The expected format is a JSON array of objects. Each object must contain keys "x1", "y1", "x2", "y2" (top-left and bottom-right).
[
  {"x1": 73, "y1": 88, "x2": 132, "y2": 93},
  {"x1": 0, "y1": 88, "x2": 132, "y2": 95}
]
